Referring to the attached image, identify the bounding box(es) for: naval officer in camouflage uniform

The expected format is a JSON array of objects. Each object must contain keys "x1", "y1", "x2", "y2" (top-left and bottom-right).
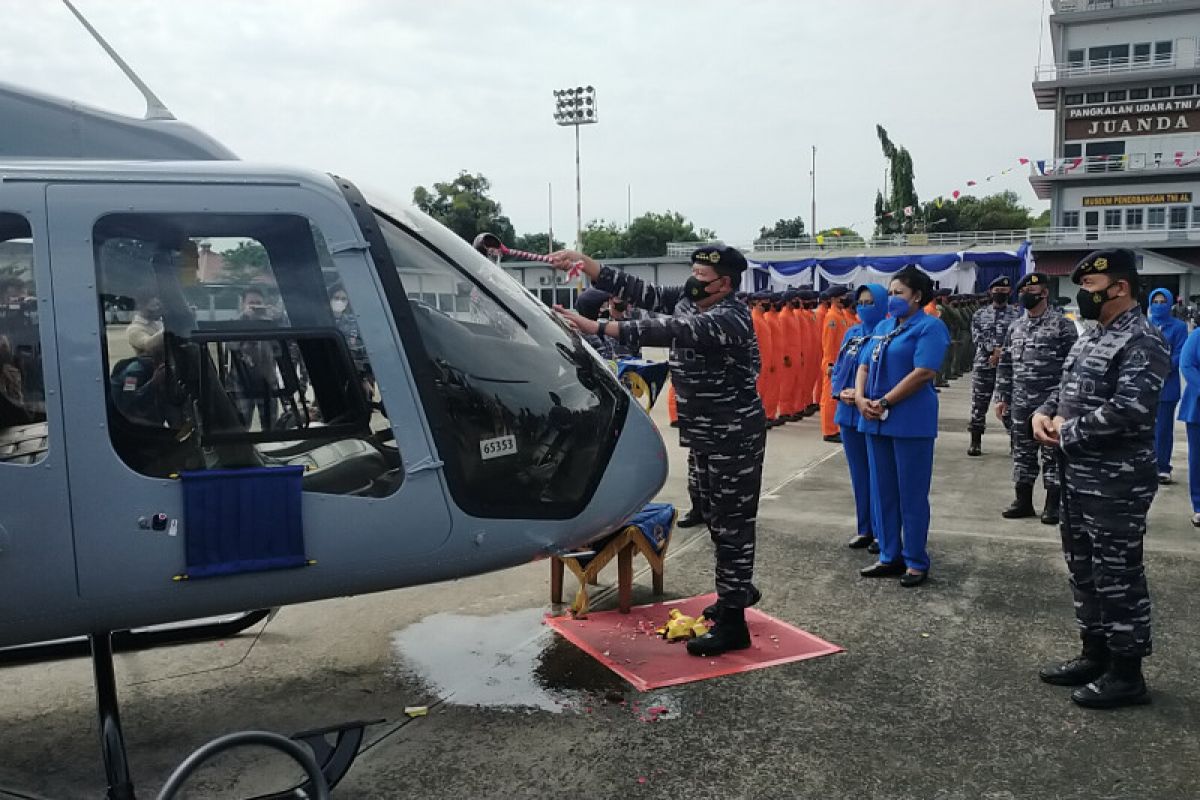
[
  {"x1": 968, "y1": 277, "x2": 1022, "y2": 456},
  {"x1": 1033, "y1": 249, "x2": 1168, "y2": 709},
  {"x1": 550, "y1": 244, "x2": 765, "y2": 657},
  {"x1": 994, "y1": 272, "x2": 1078, "y2": 524}
]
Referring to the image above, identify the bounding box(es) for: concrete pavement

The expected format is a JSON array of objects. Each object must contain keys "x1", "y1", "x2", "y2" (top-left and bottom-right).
[{"x1": 1, "y1": 375, "x2": 1198, "y2": 799}]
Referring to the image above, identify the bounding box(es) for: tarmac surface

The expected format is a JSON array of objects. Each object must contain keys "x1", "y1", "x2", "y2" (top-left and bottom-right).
[{"x1": 2, "y1": 373, "x2": 1199, "y2": 799}]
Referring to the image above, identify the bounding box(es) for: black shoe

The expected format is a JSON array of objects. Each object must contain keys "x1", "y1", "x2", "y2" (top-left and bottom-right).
[
  {"x1": 1002, "y1": 484, "x2": 1037, "y2": 519},
  {"x1": 867, "y1": 541, "x2": 880, "y2": 555},
  {"x1": 677, "y1": 509, "x2": 706, "y2": 529},
  {"x1": 1158, "y1": 472, "x2": 1173, "y2": 485},
  {"x1": 968, "y1": 431, "x2": 982, "y2": 457},
  {"x1": 823, "y1": 433, "x2": 842, "y2": 444},
  {"x1": 807, "y1": 404, "x2": 820, "y2": 415},
  {"x1": 687, "y1": 610, "x2": 751, "y2": 656},
  {"x1": 1040, "y1": 488, "x2": 1061, "y2": 525},
  {"x1": 935, "y1": 380, "x2": 949, "y2": 388},
  {"x1": 1039, "y1": 638, "x2": 1109, "y2": 687},
  {"x1": 1070, "y1": 656, "x2": 1150, "y2": 708},
  {"x1": 701, "y1": 585, "x2": 761, "y2": 621},
  {"x1": 669, "y1": 421, "x2": 679, "y2": 428},
  {"x1": 860, "y1": 561, "x2": 905, "y2": 578},
  {"x1": 847, "y1": 535, "x2": 874, "y2": 550},
  {"x1": 899, "y1": 570, "x2": 928, "y2": 588}
]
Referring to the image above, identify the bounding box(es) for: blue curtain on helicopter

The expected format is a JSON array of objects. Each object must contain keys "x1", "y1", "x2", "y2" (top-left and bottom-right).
[{"x1": 178, "y1": 466, "x2": 309, "y2": 579}]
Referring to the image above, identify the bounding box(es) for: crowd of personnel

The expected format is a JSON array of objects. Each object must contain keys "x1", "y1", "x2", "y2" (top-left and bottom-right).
[{"x1": 549, "y1": 244, "x2": 1180, "y2": 713}]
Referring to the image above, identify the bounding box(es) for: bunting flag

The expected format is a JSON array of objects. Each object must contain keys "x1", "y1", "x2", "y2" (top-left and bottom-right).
[
  {"x1": 952, "y1": 190, "x2": 961, "y2": 200},
  {"x1": 966, "y1": 180, "x2": 977, "y2": 187},
  {"x1": 903, "y1": 206, "x2": 914, "y2": 217},
  {"x1": 1019, "y1": 158, "x2": 1030, "y2": 165}
]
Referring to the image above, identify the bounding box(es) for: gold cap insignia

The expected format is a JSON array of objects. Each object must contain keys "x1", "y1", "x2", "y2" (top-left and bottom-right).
[
  {"x1": 694, "y1": 251, "x2": 720, "y2": 264},
  {"x1": 1093, "y1": 257, "x2": 1108, "y2": 271}
]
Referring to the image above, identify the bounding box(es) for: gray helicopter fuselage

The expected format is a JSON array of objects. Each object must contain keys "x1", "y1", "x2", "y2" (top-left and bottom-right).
[{"x1": 0, "y1": 157, "x2": 667, "y2": 649}]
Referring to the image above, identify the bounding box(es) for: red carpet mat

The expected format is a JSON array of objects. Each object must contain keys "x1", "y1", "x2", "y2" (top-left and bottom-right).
[{"x1": 544, "y1": 593, "x2": 842, "y2": 691}]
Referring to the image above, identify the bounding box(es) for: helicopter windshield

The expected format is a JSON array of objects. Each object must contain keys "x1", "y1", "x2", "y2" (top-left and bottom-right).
[{"x1": 356, "y1": 189, "x2": 628, "y2": 519}]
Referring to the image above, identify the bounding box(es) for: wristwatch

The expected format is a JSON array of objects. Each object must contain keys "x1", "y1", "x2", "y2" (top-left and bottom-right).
[
  {"x1": 595, "y1": 324, "x2": 606, "y2": 341},
  {"x1": 879, "y1": 397, "x2": 891, "y2": 410}
]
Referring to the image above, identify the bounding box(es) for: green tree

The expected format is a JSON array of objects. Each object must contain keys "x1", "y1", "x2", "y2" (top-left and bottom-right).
[
  {"x1": 581, "y1": 220, "x2": 627, "y2": 259},
  {"x1": 220, "y1": 240, "x2": 270, "y2": 284},
  {"x1": 512, "y1": 232, "x2": 565, "y2": 255},
  {"x1": 816, "y1": 227, "x2": 865, "y2": 243},
  {"x1": 757, "y1": 216, "x2": 807, "y2": 241},
  {"x1": 921, "y1": 191, "x2": 1041, "y2": 232},
  {"x1": 1030, "y1": 208, "x2": 1052, "y2": 229},
  {"x1": 876, "y1": 125, "x2": 919, "y2": 235},
  {"x1": 624, "y1": 211, "x2": 715, "y2": 258},
  {"x1": 412, "y1": 171, "x2": 516, "y2": 244}
]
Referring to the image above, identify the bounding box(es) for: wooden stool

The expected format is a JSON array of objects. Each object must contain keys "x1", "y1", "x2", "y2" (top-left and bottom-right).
[{"x1": 550, "y1": 510, "x2": 675, "y2": 616}]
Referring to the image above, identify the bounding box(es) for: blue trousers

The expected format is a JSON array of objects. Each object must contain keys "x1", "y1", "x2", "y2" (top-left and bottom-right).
[
  {"x1": 866, "y1": 434, "x2": 936, "y2": 572},
  {"x1": 1155, "y1": 400, "x2": 1178, "y2": 474},
  {"x1": 840, "y1": 425, "x2": 873, "y2": 538},
  {"x1": 1188, "y1": 424, "x2": 1200, "y2": 513}
]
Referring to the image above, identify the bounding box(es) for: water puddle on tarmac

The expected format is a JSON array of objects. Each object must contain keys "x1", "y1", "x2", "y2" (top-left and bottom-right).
[{"x1": 390, "y1": 607, "x2": 680, "y2": 716}]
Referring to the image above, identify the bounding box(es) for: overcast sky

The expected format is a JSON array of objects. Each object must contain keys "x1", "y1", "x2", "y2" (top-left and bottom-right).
[{"x1": 2, "y1": 0, "x2": 1053, "y2": 245}]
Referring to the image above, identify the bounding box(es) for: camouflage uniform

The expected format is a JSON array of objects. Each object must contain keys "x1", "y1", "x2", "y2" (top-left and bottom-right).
[
  {"x1": 994, "y1": 308, "x2": 1077, "y2": 490},
  {"x1": 969, "y1": 302, "x2": 1021, "y2": 433},
  {"x1": 1037, "y1": 306, "x2": 1168, "y2": 657},
  {"x1": 597, "y1": 265, "x2": 766, "y2": 610}
]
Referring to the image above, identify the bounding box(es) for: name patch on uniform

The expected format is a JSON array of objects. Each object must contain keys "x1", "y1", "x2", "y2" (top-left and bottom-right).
[
  {"x1": 479, "y1": 434, "x2": 517, "y2": 461},
  {"x1": 123, "y1": 376, "x2": 138, "y2": 393}
]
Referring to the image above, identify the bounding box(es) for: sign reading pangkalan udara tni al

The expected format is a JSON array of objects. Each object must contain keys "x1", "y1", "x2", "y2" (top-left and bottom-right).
[{"x1": 1065, "y1": 99, "x2": 1198, "y2": 140}]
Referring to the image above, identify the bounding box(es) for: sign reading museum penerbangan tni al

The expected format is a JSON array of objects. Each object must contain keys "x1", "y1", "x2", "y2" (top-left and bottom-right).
[{"x1": 1081, "y1": 192, "x2": 1193, "y2": 207}]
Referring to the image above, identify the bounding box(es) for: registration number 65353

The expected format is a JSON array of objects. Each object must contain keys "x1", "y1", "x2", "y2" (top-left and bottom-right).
[{"x1": 479, "y1": 434, "x2": 518, "y2": 461}]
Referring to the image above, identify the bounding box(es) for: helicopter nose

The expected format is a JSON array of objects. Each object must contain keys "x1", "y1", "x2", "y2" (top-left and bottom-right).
[{"x1": 548, "y1": 403, "x2": 667, "y2": 554}]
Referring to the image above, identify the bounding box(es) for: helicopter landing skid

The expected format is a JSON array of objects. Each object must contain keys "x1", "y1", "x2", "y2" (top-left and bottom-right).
[{"x1": 87, "y1": 631, "x2": 379, "y2": 799}]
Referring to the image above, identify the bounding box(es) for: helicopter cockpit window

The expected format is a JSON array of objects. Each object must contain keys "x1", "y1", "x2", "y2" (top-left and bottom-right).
[
  {"x1": 0, "y1": 213, "x2": 48, "y2": 465},
  {"x1": 363, "y1": 198, "x2": 628, "y2": 519},
  {"x1": 92, "y1": 213, "x2": 401, "y2": 498}
]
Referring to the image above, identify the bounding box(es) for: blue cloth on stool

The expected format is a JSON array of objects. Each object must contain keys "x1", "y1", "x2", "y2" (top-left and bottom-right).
[
  {"x1": 574, "y1": 502, "x2": 675, "y2": 568},
  {"x1": 180, "y1": 466, "x2": 308, "y2": 579}
]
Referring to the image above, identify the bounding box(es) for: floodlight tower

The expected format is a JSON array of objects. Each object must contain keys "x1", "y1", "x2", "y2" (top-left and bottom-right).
[{"x1": 552, "y1": 86, "x2": 598, "y2": 252}]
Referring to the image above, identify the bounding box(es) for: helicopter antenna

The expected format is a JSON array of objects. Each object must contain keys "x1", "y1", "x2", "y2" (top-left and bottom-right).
[{"x1": 61, "y1": 0, "x2": 176, "y2": 120}]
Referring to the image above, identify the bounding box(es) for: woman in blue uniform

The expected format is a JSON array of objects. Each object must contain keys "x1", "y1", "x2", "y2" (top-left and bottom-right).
[
  {"x1": 855, "y1": 266, "x2": 951, "y2": 587},
  {"x1": 1147, "y1": 288, "x2": 1188, "y2": 483},
  {"x1": 832, "y1": 283, "x2": 888, "y2": 552},
  {"x1": 1178, "y1": 325, "x2": 1200, "y2": 526}
]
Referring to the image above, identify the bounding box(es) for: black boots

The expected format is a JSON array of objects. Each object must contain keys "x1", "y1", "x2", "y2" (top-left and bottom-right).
[
  {"x1": 1039, "y1": 635, "x2": 1109, "y2": 686},
  {"x1": 1071, "y1": 655, "x2": 1151, "y2": 709},
  {"x1": 1002, "y1": 483, "x2": 1037, "y2": 519},
  {"x1": 701, "y1": 585, "x2": 761, "y2": 621},
  {"x1": 687, "y1": 606, "x2": 751, "y2": 656},
  {"x1": 677, "y1": 508, "x2": 706, "y2": 528},
  {"x1": 1040, "y1": 488, "x2": 1061, "y2": 526},
  {"x1": 968, "y1": 431, "x2": 982, "y2": 457}
]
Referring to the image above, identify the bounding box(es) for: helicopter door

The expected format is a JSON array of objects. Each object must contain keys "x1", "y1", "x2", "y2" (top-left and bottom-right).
[
  {"x1": 46, "y1": 181, "x2": 451, "y2": 618},
  {"x1": 0, "y1": 192, "x2": 78, "y2": 647}
]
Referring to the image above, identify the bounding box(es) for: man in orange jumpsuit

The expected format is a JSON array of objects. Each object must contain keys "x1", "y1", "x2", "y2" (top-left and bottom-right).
[
  {"x1": 798, "y1": 289, "x2": 821, "y2": 417},
  {"x1": 766, "y1": 293, "x2": 795, "y2": 425},
  {"x1": 819, "y1": 285, "x2": 852, "y2": 442},
  {"x1": 750, "y1": 293, "x2": 779, "y2": 425},
  {"x1": 778, "y1": 291, "x2": 804, "y2": 421}
]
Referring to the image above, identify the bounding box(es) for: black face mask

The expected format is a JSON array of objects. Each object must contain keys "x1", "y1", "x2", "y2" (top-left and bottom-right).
[
  {"x1": 1077, "y1": 284, "x2": 1116, "y2": 320},
  {"x1": 991, "y1": 292, "x2": 1008, "y2": 305},
  {"x1": 685, "y1": 275, "x2": 720, "y2": 301},
  {"x1": 1019, "y1": 292, "x2": 1045, "y2": 311}
]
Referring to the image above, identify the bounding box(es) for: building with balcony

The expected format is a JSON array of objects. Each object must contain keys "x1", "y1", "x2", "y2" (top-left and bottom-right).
[{"x1": 1030, "y1": 0, "x2": 1200, "y2": 296}]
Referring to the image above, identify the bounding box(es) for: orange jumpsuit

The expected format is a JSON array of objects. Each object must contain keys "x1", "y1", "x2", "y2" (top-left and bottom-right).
[
  {"x1": 667, "y1": 383, "x2": 678, "y2": 424},
  {"x1": 768, "y1": 305, "x2": 795, "y2": 420},
  {"x1": 779, "y1": 305, "x2": 804, "y2": 418},
  {"x1": 820, "y1": 304, "x2": 851, "y2": 437},
  {"x1": 799, "y1": 305, "x2": 820, "y2": 413},
  {"x1": 751, "y1": 304, "x2": 777, "y2": 420},
  {"x1": 924, "y1": 300, "x2": 941, "y2": 318}
]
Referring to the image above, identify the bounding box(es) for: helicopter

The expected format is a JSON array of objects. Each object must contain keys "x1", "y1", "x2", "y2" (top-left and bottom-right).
[{"x1": 0, "y1": 3, "x2": 668, "y2": 797}]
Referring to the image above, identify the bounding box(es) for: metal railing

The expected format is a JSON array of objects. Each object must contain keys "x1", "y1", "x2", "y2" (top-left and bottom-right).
[
  {"x1": 1031, "y1": 153, "x2": 1200, "y2": 175},
  {"x1": 1053, "y1": 0, "x2": 1177, "y2": 13},
  {"x1": 664, "y1": 225, "x2": 1200, "y2": 256},
  {"x1": 1034, "y1": 54, "x2": 1181, "y2": 81}
]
